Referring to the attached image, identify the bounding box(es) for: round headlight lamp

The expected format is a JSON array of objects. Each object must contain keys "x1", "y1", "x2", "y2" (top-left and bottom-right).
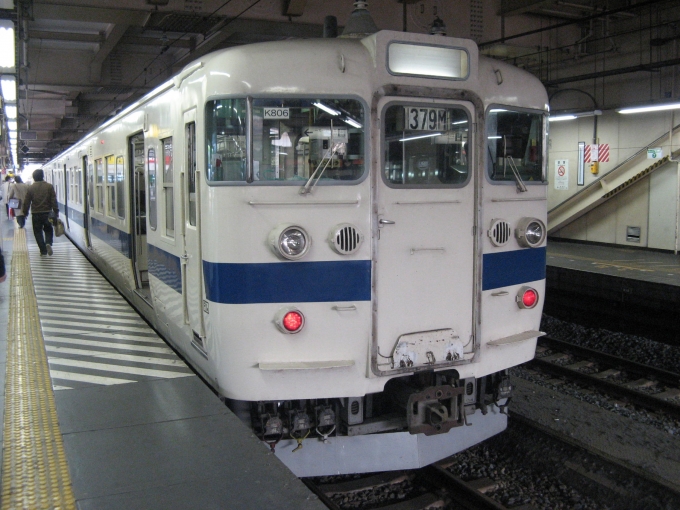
[
  {"x1": 269, "y1": 224, "x2": 311, "y2": 260},
  {"x1": 515, "y1": 217, "x2": 546, "y2": 248}
]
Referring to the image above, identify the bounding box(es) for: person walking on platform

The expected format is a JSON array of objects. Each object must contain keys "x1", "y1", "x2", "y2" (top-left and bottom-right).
[
  {"x1": 9, "y1": 176, "x2": 29, "y2": 228},
  {"x1": 2, "y1": 175, "x2": 13, "y2": 219},
  {"x1": 22, "y1": 169, "x2": 59, "y2": 256}
]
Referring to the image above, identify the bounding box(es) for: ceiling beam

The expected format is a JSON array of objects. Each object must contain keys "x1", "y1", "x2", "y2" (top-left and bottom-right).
[
  {"x1": 33, "y1": 2, "x2": 151, "y2": 25},
  {"x1": 499, "y1": 0, "x2": 556, "y2": 17},
  {"x1": 90, "y1": 24, "x2": 129, "y2": 83},
  {"x1": 171, "y1": 18, "x2": 323, "y2": 69},
  {"x1": 28, "y1": 29, "x2": 103, "y2": 43}
]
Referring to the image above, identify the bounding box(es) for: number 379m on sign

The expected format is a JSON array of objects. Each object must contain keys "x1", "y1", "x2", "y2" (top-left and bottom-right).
[{"x1": 404, "y1": 107, "x2": 447, "y2": 131}]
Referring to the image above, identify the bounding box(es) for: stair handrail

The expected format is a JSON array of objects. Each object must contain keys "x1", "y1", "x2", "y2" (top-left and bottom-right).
[{"x1": 548, "y1": 122, "x2": 680, "y2": 215}]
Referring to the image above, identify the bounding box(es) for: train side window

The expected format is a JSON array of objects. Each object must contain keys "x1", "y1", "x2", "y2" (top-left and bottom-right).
[
  {"x1": 486, "y1": 109, "x2": 545, "y2": 183},
  {"x1": 106, "y1": 155, "x2": 116, "y2": 217},
  {"x1": 186, "y1": 122, "x2": 197, "y2": 226},
  {"x1": 88, "y1": 163, "x2": 94, "y2": 210},
  {"x1": 76, "y1": 169, "x2": 81, "y2": 205},
  {"x1": 205, "y1": 98, "x2": 246, "y2": 182},
  {"x1": 148, "y1": 147, "x2": 157, "y2": 231},
  {"x1": 116, "y1": 155, "x2": 125, "y2": 219},
  {"x1": 383, "y1": 104, "x2": 470, "y2": 187},
  {"x1": 162, "y1": 137, "x2": 174, "y2": 238},
  {"x1": 252, "y1": 98, "x2": 365, "y2": 183},
  {"x1": 95, "y1": 158, "x2": 104, "y2": 213}
]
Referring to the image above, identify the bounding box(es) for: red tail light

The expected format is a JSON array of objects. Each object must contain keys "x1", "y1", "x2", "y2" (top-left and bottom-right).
[
  {"x1": 516, "y1": 286, "x2": 539, "y2": 309},
  {"x1": 283, "y1": 311, "x2": 304, "y2": 332},
  {"x1": 274, "y1": 307, "x2": 305, "y2": 334}
]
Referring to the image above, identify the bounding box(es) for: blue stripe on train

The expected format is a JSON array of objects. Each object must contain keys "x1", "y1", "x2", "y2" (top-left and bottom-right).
[
  {"x1": 202, "y1": 260, "x2": 372, "y2": 304},
  {"x1": 482, "y1": 247, "x2": 546, "y2": 291},
  {"x1": 148, "y1": 244, "x2": 183, "y2": 293}
]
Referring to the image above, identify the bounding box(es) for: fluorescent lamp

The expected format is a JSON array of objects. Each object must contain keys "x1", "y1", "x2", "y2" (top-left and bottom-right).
[
  {"x1": 0, "y1": 23, "x2": 15, "y2": 70},
  {"x1": 343, "y1": 117, "x2": 362, "y2": 129},
  {"x1": 489, "y1": 109, "x2": 508, "y2": 113},
  {"x1": 1, "y1": 76, "x2": 16, "y2": 102},
  {"x1": 453, "y1": 120, "x2": 468, "y2": 125},
  {"x1": 8, "y1": 120, "x2": 17, "y2": 130},
  {"x1": 399, "y1": 132, "x2": 442, "y2": 142},
  {"x1": 5, "y1": 104, "x2": 17, "y2": 118},
  {"x1": 313, "y1": 102, "x2": 340, "y2": 116},
  {"x1": 549, "y1": 115, "x2": 577, "y2": 122},
  {"x1": 618, "y1": 102, "x2": 680, "y2": 114},
  {"x1": 488, "y1": 136, "x2": 502, "y2": 139}
]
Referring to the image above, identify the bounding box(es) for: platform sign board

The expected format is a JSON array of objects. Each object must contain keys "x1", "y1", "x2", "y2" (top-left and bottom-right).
[
  {"x1": 647, "y1": 147, "x2": 662, "y2": 159},
  {"x1": 555, "y1": 159, "x2": 569, "y2": 190}
]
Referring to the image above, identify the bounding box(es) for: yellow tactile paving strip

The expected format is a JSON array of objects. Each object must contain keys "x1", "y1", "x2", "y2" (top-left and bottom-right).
[{"x1": 1, "y1": 228, "x2": 76, "y2": 510}]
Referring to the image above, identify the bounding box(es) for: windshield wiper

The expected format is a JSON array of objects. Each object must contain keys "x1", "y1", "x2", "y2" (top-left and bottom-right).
[
  {"x1": 505, "y1": 156, "x2": 527, "y2": 193},
  {"x1": 300, "y1": 142, "x2": 342, "y2": 195}
]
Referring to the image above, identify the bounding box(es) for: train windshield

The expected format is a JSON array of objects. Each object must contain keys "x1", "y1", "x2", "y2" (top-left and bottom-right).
[
  {"x1": 383, "y1": 104, "x2": 470, "y2": 187},
  {"x1": 205, "y1": 98, "x2": 365, "y2": 183},
  {"x1": 252, "y1": 98, "x2": 364, "y2": 182},
  {"x1": 486, "y1": 109, "x2": 545, "y2": 183}
]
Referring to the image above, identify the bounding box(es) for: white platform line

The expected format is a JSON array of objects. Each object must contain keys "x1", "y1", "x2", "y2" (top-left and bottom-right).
[
  {"x1": 42, "y1": 327, "x2": 162, "y2": 343},
  {"x1": 45, "y1": 346, "x2": 188, "y2": 367},
  {"x1": 36, "y1": 295, "x2": 125, "y2": 305},
  {"x1": 48, "y1": 370, "x2": 137, "y2": 386},
  {"x1": 40, "y1": 312, "x2": 147, "y2": 324},
  {"x1": 41, "y1": 319, "x2": 153, "y2": 334},
  {"x1": 39, "y1": 306, "x2": 139, "y2": 317},
  {"x1": 44, "y1": 337, "x2": 175, "y2": 354},
  {"x1": 48, "y1": 358, "x2": 194, "y2": 378},
  {"x1": 37, "y1": 298, "x2": 133, "y2": 310},
  {"x1": 34, "y1": 287, "x2": 119, "y2": 298}
]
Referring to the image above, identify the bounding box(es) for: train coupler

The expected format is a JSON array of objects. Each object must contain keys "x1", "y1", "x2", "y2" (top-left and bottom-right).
[{"x1": 406, "y1": 384, "x2": 465, "y2": 436}]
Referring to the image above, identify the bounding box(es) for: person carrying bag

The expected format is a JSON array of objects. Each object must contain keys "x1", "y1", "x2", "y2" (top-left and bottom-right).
[{"x1": 22, "y1": 169, "x2": 60, "y2": 256}]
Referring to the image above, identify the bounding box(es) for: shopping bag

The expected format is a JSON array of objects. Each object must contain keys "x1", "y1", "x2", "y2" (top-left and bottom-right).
[
  {"x1": 8, "y1": 207, "x2": 14, "y2": 219},
  {"x1": 8, "y1": 198, "x2": 20, "y2": 209},
  {"x1": 54, "y1": 218, "x2": 65, "y2": 237}
]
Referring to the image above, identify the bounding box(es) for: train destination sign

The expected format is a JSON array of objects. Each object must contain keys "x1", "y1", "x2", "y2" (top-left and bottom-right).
[{"x1": 404, "y1": 107, "x2": 448, "y2": 131}]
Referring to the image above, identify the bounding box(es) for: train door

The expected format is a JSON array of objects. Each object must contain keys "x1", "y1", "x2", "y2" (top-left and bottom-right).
[
  {"x1": 373, "y1": 98, "x2": 477, "y2": 375},
  {"x1": 129, "y1": 132, "x2": 149, "y2": 296},
  {"x1": 82, "y1": 155, "x2": 92, "y2": 248},
  {"x1": 62, "y1": 164, "x2": 69, "y2": 228},
  {"x1": 181, "y1": 109, "x2": 206, "y2": 353}
]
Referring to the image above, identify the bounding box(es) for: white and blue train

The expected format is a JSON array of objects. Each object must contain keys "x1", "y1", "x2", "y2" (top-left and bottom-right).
[{"x1": 41, "y1": 26, "x2": 548, "y2": 476}]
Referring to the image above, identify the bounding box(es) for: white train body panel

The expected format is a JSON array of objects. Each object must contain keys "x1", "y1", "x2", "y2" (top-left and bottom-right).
[{"x1": 43, "y1": 30, "x2": 548, "y2": 476}]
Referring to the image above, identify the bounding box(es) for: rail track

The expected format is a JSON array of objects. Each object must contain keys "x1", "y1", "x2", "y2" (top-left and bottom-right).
[
  {"x1": 302, "y1": 464, "x2": 512, "y2": 510},
  {"x1": 531, "y1": 336, "x2": 680, "y2": 418}
]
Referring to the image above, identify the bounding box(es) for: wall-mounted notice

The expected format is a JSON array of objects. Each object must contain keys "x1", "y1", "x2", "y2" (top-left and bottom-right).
[
  {"x1": 647, "y1": 147, "x2": 663, "y2": 159},
  {"x1": 555, "y1": 159, "x2": 569, "y2": 190}
]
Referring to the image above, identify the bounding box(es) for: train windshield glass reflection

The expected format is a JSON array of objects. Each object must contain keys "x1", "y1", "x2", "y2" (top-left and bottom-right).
[
  {"x1": 252, "y1": 98, "x2": 364, "y2": 182},
  {"x1": 383, "y1": 105, "x2": 470, "y2": 187},
  {"x1": 205, "y1": 98, "x2": 365, "y2": 183},
  {"x1": 486, "y1": 109, "x2": 544, "y2": 183}
]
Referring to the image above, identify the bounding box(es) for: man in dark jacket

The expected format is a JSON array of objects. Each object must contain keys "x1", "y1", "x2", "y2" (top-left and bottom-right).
[{"x1": 22, "y1": 169, "x2": 59, "y2": 256}]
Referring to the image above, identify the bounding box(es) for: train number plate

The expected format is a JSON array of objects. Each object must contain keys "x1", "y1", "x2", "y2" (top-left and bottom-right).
[{"x1": 404, "y1": 107, "x2": 447, "y2": 131}]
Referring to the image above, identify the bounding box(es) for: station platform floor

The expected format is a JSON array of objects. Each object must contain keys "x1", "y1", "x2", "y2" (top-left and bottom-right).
[
  {"x1": 545, "y1": 238, "x2": 680, "y2": 342},
  {"x1": 546, "y1": 238, "x2": 680, "y2": 287},
  {"x1": 0, "y1": 216, "x2": 323, "y2": 509}
]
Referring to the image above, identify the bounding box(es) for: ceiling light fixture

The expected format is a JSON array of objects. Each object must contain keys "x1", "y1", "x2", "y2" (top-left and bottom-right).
[{"x1": 618, "y1": 102, "x2": 680, "y2": 114}]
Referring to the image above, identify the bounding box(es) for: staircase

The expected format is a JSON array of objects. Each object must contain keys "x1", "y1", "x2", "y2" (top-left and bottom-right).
[{"x1": 548, "y1": 124, "x2": 680, "y2": 234}]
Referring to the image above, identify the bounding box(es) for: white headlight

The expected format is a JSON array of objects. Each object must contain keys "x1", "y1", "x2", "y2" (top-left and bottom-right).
[
  {"x1": 269, "y1": 224, "x2": 311, "y2": 260},
  {"x1": 515, "y1": 218, "x2": 546, "y2": 248}
]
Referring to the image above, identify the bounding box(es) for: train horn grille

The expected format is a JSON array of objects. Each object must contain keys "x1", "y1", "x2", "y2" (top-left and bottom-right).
[
  {"x1": 329, "y1": 224, "x2": 364, "y2": 255},
  {"x1": 488, "y1": 219, "x2": 511, "y2": 247}
]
